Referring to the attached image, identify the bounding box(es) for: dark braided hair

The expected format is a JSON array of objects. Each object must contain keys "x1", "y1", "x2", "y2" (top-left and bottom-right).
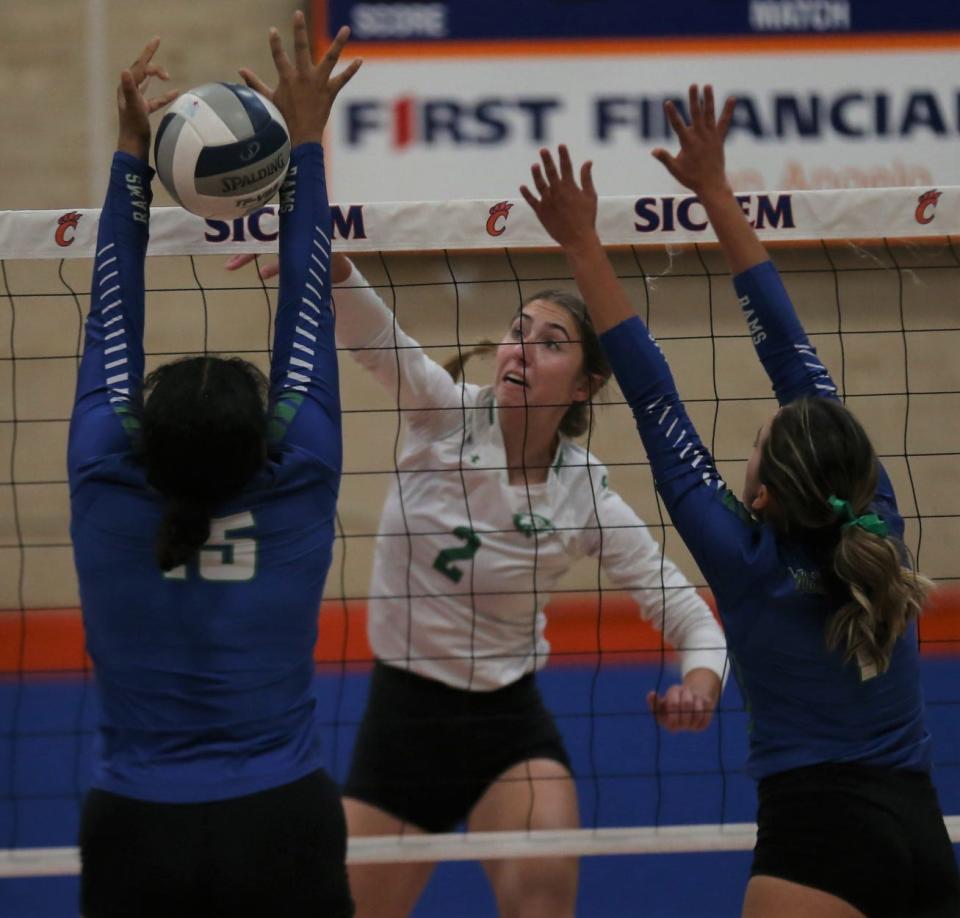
[{"x1": 141, "y1": 356, "x2": 268, "y2": 571}]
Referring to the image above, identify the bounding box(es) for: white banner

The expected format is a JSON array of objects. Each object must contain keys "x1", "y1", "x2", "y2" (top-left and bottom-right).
[
  {"x1": 324, "y1": 48, "x2": 960, "y2": 202},
  {"x1": 0, "y1": 185, "x2": 956, "y2": 259}
]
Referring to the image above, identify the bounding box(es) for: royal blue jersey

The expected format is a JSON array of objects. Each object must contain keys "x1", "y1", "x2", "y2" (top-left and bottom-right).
[
  {"x1": 600, "y1": 260, "x2": 929, "y2": 780},
  {"x1": 68, "y1": 146, "x2": 342, "y2": 803}
]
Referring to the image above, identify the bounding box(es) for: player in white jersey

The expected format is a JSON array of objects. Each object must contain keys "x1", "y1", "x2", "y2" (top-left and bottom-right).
[{"x1": 330, "y1": 253, "x2": 728, "y2": 918}]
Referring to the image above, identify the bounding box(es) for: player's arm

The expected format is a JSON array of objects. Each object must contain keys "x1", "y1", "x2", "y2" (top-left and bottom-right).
[
  {"x1": 330, "y1": 254, "x2": 479, "y2": 431},
  {"x1": 68, "y1": 40, "x2": 177, "y2": 485},
  {"x1": 238, "y1": 17, "x2": 360, "y2": 467},
  {"x1": 587, "y1": 483, "x2": 727, "y2": 731},
  {"x1": 522, "y1": 145, "x2": 773, "y2": 610},
  {"x1": 657, "y1": 85, "x2": 839, "y2": 408}
]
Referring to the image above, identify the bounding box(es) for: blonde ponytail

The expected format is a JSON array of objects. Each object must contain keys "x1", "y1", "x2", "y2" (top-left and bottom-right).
[
  {"x1": 827, "y1": 526, "x2": 932, "y2": 678},
  {"x1": 759, "y1": 397, "x2": 933, "y2": 679}
]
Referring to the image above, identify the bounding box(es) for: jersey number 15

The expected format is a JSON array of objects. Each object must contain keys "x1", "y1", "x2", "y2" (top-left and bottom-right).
[{"x1": 163, "y1": 511, "x2": 257, "y2": 582}]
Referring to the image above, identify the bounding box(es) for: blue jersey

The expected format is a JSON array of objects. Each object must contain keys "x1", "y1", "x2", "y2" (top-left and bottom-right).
[
  {"x1": 68, "y1": 146, "x2": 342, "y2": 803},
  {"x1": 600, "y1": 261, "x2": 929, "y2": 780}
]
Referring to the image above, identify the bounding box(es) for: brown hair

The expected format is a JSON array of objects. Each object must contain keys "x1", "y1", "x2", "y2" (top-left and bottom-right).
[
  {"x1": 758, "y1": 397, "x2": 931, "y2": 676},
  {"x1": 442, "y1": 290, "x2": 611, "y2": 438}
]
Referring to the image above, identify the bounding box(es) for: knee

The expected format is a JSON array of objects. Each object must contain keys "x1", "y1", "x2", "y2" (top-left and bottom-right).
[{"x1": 492, "y1": 858, "x2": 578, "y2": 918}]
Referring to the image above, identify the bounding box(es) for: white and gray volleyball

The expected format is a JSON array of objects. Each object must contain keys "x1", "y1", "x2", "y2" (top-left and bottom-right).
[{"x1": 154, "y1": 83, "x2": 290, "y2": 220}]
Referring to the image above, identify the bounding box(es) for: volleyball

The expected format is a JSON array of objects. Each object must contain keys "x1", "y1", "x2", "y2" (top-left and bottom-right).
[{"x1": 153, "y1": 82, "x2": 290, "y2": 220}]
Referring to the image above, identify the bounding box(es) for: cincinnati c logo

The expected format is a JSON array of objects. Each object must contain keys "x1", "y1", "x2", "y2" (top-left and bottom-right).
[
  {"x1": 915, "y1": 189, "x2": 942, "y2": 225},
  {"x1": 55, "y1": 211, "x2": 82, "y2": 247},
  {"x1": 486, "y1": 201, "x2": 514, "y2": 237}
]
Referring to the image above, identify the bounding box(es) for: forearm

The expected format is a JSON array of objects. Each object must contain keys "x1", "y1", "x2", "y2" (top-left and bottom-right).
[
  {"x1": 268, "y1": 143, "x2": 342, "y2": 464},
  {"x1": 273, "y1": 143, "x2": 335, "y2": 386},
  {"x1": 697, "y1": 182, "x2": 768, "y2": 276},
  {"x1": 70, "y1": 153, "x2": 151, "y2": 473},
  {"x1": 734, "y1": 262, "x2": 838, "y2": 405},
  {"x1": 82, "y1": 153, "x2": 151, "y2": 387},
  {"x1": 561, "y1": 232, "x2": 635, "y2": 334}
]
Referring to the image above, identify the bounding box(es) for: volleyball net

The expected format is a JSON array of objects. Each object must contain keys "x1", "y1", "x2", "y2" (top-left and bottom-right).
[{"x1": 1, "y1": 187, "x2": 959, "y2": 879}]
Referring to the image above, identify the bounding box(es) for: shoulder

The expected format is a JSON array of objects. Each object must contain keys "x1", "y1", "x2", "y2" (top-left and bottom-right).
[
  {"x1": 457, "y1": 384, "x2": 496, "y2": 432},
  {"x1": 718, "y1": 488, "x2": 760, "y2": 527},
  {"x1": 554, "y1": 438, "x2": 614, "y2": 498}
]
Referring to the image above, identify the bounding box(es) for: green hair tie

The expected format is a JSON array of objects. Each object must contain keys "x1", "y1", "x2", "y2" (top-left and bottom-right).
[{"x1": 827, "y1": 495, "x2": 889, "y2": 538}]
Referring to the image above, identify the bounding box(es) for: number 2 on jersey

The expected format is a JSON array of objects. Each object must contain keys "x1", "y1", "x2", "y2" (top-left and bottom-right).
[{"x1": 433, "y1": 526, "x2": 481, "y2": 583}]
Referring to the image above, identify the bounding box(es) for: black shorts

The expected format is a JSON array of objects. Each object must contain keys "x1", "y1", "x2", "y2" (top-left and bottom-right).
[
  {"x1": 752, "y1": 762, "x2": 960, "y2": 917},
  {"x1": 343, "y1": 661, "x2": 572, "y2": 833},
  {"x1": 79, "y1": 769, "x2": 354, "y2": 918}
]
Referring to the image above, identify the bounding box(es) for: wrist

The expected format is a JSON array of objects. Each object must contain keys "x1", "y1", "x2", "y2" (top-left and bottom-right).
[
  {"x1": 291, "y1": 131, "x2": 325, "y2": 146},
  {"x1": 117, "y1": 135, "x2": 150, "y2": 162},
  {"x1": 561, "y1": 229, "x2": 604, "y2": 262},
  {"x1": 694, "y1": 181, "x2": 735, "y2": 208},
  {"x1": 683, "y1": 667, "x2": 721, "y2": 704}
]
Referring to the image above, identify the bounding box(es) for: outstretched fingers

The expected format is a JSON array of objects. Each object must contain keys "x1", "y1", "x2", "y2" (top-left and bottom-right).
[
  {"x1": 268, "y1": 26, "x2": 293, "y2": 80},
  {"x1": 318, "y1": 25, "x2": 352, "y2": 81},
  {"x1": 118, "y1": 70, "x2": 139, "y2": 110},
  {"x1": 328, "y1": 56, "x2": 363, "y2": 97},
  {"x1": 703, "y1": 84, "x2": 716, "y2": 130},
  {"x1": 290, "y1": 10, "x2": 312, "y2": 72},
  {"x1": 530, "y1": 162, "x2": 548, "y2": 196},
  {"x1": 239, "y1": 67, "x2": 273, "y2": 99},
  {"x1": 129, "y1": 37, "x2": 160, "y2": 84},
  {"x1": 716, "y1": 94, "x2": 736, "y2": 138},
  {"x1": 540, "y1": 147, "x2": 561, "y2": 186},
  {"x1": 580, "y1": 159, "x2": 595, "y2": 198},
  {"x1": 650, "y1": 147, "x2": 681, "y2": 183},
  {"x1": 519, "y1": 183, "x2": 541, "y2": 212},
  {"x1": 663, "y1": 99, "x2": 691, "y2": 144},
  {"x1": 146, "y1": 88, "x2": 179, "y2": 114},
  {"x1": 558, "y1": 143, "x2": 574, "y2": 181},
  {"x1": 688, "y1": 83, "x2": 702, "y2": 128}
]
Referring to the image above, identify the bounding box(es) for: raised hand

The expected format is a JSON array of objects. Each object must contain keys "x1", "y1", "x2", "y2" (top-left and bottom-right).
[
  {"x1": 117, "y1": 38, "x2": 178, "y2": 161},
  {"x1": 224, "y1": 253, "x2": 279, "y2": 280},
  {"x1": 652, "y1": 84, "x2": 736, "y2": 198},
  {"x1": 239, "y1": 12, "x2": 361, "y2": 146},
  {"x1": 520, "y1": 145, "x2": 599, "y2": 251},
  {"x1": 224, "y1": 251, "x2": 353, "y2": 283}
]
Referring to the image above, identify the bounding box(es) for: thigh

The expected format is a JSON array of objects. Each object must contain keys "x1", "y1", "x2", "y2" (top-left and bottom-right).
[
  {"x1": 903, "y1": 780, "x2": 960, "y2": 917},
  {"x1": 752, "y1": 765, "x2": 950, "y2": 918},
  {"x1": 468, "y1": 759, "x2": 579, "y2": 918},
  {"x1": 80, "y1": 789, "x2": 202, "y2": 918},
  {"x1": 743, "y1": 875, "x2": 865, "y2": 918},
  {"x1": 345, "y1": 664, "x2": 572, "y2": 834},
  {"x1": 468, "y1": 759, "x2": 579, "y2": 834},
  {"x1": 344, "y1": 797, "x2": 435, "y2": 918},
  {"x1": 214, "y1": 770, "x2": 353, "y2": 918},
  {"x1": 80, "y1": 772, "x2": 354, "y2": 918},
  {"x1": 344, "y1": 670, "x2": 476, "y2": 833}
]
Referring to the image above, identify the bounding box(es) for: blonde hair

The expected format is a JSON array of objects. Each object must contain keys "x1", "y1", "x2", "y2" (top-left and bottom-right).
[{"x1": 759, "y1": 397, "x2": 932, "y2": 676}]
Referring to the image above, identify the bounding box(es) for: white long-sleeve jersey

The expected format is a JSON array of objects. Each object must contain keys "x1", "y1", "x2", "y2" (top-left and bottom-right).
[{"x1": 335, "y1": 266, "x2": 727, "y2": 691}]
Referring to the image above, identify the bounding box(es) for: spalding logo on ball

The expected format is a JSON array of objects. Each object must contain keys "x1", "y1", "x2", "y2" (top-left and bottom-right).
[{"x1": 154, "y1": 83, "x2": 290, "y2": 220}]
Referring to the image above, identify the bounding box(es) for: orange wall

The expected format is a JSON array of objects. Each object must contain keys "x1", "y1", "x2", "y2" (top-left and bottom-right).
[{"x1": 3, "y1": 589, "x2": 958, "y2": 675}]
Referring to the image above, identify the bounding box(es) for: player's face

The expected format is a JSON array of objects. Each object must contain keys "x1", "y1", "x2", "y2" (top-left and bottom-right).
[
  {"x1": 494, "y1": 299, "x2": 590, "y2": 414},
  {"x1": 743, "y1": 411, "x2": 775, "y2": 511}
]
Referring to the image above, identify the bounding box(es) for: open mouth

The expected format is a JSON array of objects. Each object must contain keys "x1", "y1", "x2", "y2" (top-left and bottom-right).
[{"x1": 503, "y1": 372, "x2": 527, "y2": 388}]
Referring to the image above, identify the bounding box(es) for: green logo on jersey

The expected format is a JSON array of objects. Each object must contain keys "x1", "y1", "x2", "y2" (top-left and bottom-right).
[
  {"x1": 513, "y1": 512, "x2": 556, "y2": 537},
  {"x1": 720, "y1": 488, "x2": 757, "y2": 525}
]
